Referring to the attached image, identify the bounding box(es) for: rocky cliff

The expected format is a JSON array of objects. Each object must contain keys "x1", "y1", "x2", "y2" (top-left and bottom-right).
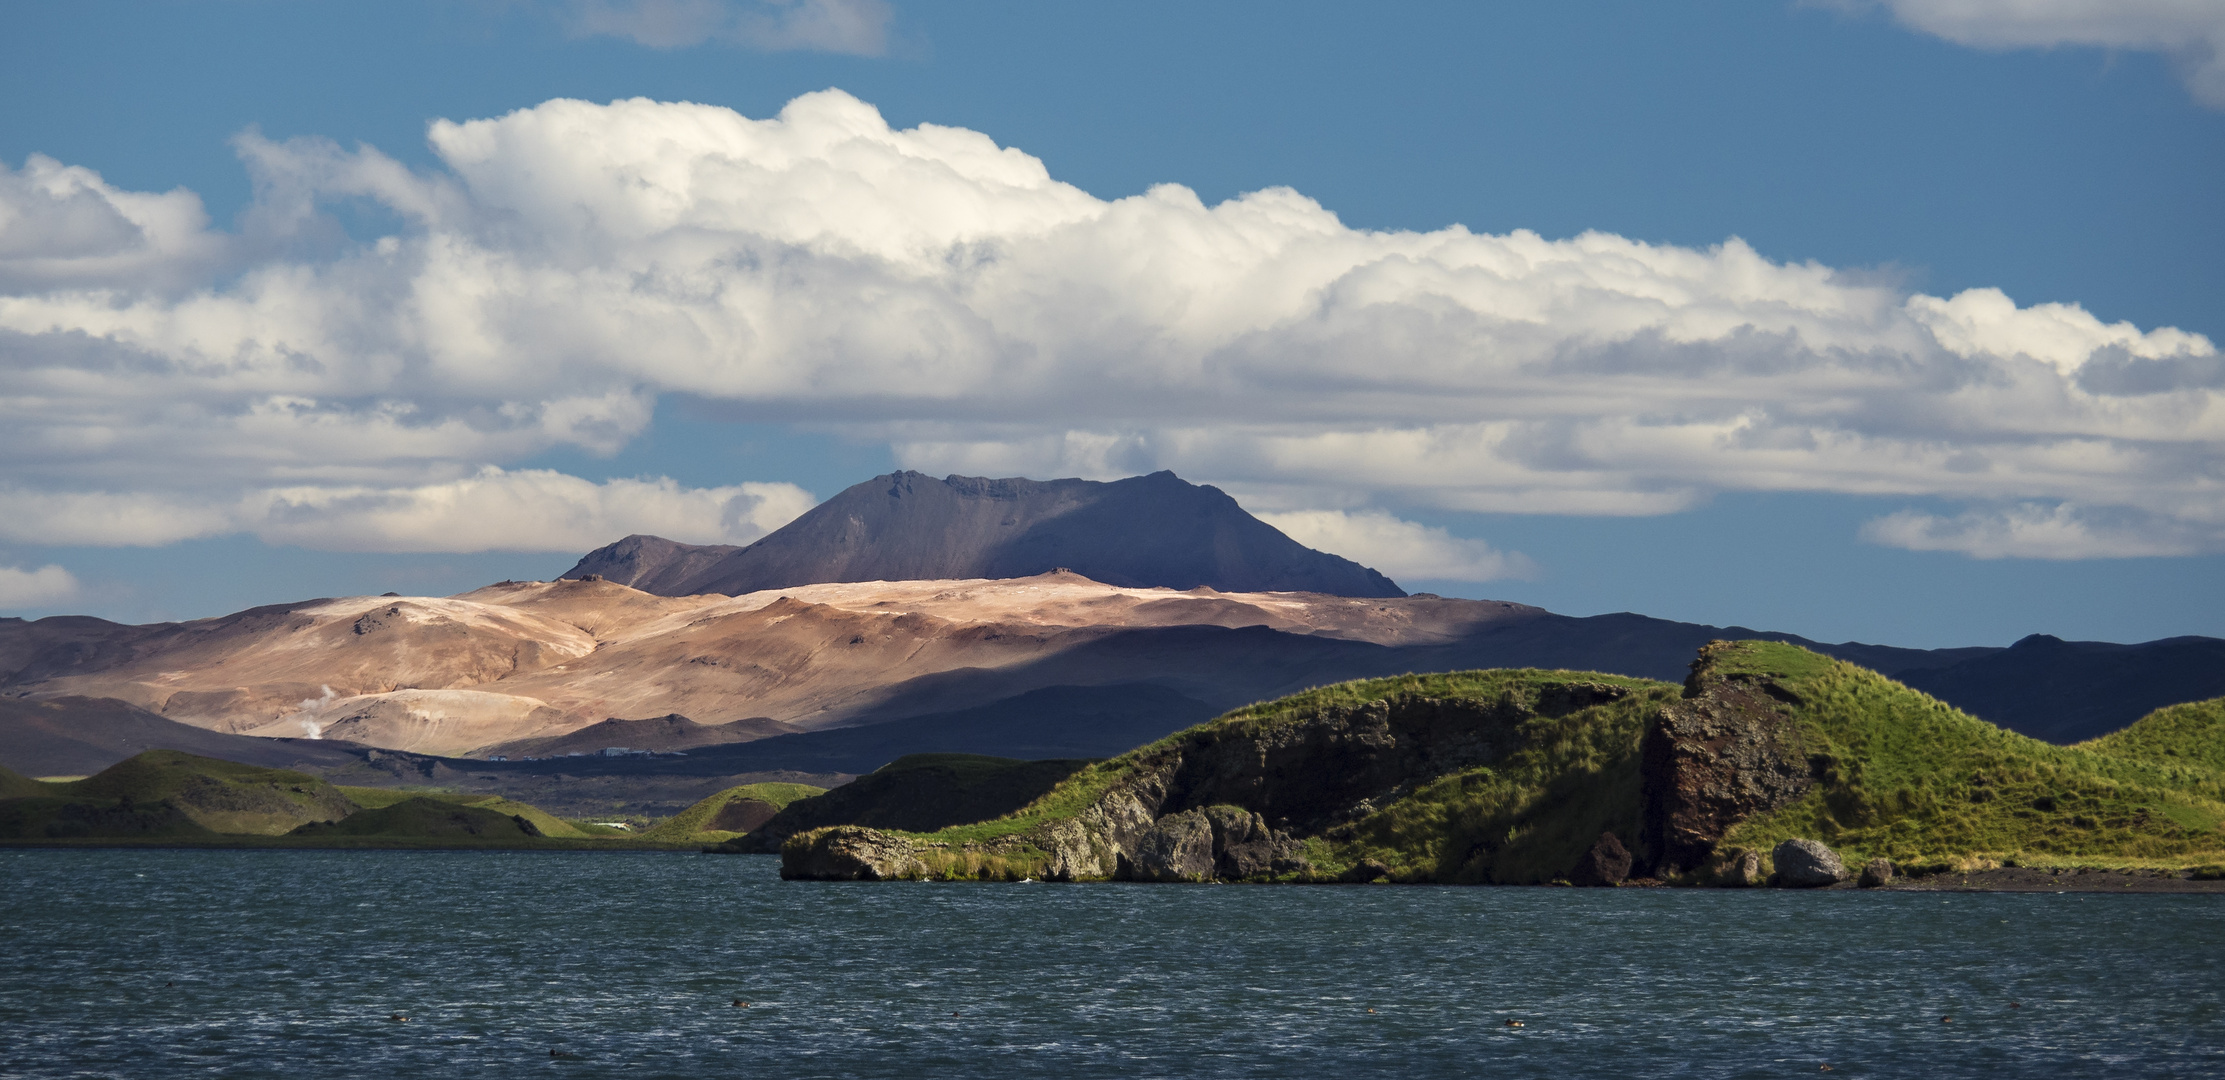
[{"x1": 1638, "y1": 642, "x2": 1818, "y2": 876}]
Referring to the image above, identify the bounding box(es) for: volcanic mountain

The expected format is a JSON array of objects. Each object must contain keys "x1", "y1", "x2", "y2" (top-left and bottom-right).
[{"x1": 563, "y1": 470, "x2": 1406, "y2": 598}]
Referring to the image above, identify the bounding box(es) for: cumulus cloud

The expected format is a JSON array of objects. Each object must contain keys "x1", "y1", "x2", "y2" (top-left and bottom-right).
[
  {"x1": 1859, "y1": 503, "x2": 2210, "y2": 559},
  {"x1": 0, "y1": 564, "x2": 80, "y2": 609},
  {"x1": 1827, "y1": 0, "x2": 2225, "y2": 107},
  {"x1": 0, "y1": 91, "x2": 2218, "y2": 562},
  {"x1": 1256, "y1": 510, "x2": 1538, "y2": 583},
  {"x1": 0, "y1": 471, "x2": 814, "y2": 552},
  {"x1": 558, "y1": 0, "x2": 891, "y2": 54},
  {"x1": 0, "y1": 154, "x2": 225, "y2": 291}
]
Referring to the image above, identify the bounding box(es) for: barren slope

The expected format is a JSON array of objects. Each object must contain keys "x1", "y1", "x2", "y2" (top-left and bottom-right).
[{"x1": 3, "y1": 573, "x2": 1541, "y2": 757}]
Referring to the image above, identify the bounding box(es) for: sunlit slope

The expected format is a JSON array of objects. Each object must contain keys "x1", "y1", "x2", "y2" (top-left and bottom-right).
[
  {"x1": 1710, "y1": 643, "x2": 2225, "y2": 868},
  {"x1": 2080, "y1": 697, "x2": 2225, "y2": 776},
  {"x1": 641, "y1": 781, "x2": 827, "y2": 843}
]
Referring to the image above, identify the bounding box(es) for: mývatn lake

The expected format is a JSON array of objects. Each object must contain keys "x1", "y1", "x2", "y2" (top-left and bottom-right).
[{"x1": 4, "y1": 850, "x2": 2220, "y2": 1078}]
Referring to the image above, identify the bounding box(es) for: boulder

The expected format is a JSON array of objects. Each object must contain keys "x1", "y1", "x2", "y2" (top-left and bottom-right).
[
  {"x1": 1858, "y1": 857, "x2": 1895, "y2": 888},
  {"x1": 1772, "y1": 839, "x2": 1848, "y2": 888},
  {"x1": 1723, "y1": 849, "x2": 1763, "y2": 887},
  {"x1": 1568, "y1": 831, "x2": 1633, "y2": 886}
]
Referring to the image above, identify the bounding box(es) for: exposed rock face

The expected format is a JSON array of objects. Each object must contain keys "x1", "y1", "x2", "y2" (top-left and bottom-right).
[
  {"x1": 780, "y1": 826, "x2": 929, "y2": 881},
  {"x1": 1568, "y1": 831, "x2": 1633, "y2": 886},
  {"x1": 1120, "y1": 808, "x2": 1218, "y2": 882},
  {"x1": 1773, "y1": 839, "x2": 1848, "y2": 888},
  {"x1": 1639, "y1": 643, "x2": 1816, "y2": 876},
  {"x1": 1116, "y1": 806, "x2": 1307, "y2": 882},
  {"x1": 564, "y1": 470, "x2": 1406, "y2": 599},
  {"x1": 1858, "y1": 857, "x2": 1895, "y2": 888}
]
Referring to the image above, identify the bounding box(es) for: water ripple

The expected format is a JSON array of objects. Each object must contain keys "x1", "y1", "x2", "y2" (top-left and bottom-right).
[{"x1": 2, "y1": 850, "x2": 2221, "y2": 1078}]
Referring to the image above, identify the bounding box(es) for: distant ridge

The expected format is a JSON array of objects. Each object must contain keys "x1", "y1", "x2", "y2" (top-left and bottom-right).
[{"x1": 565, "y1": 470, "x2": 1406, "y2": 598}]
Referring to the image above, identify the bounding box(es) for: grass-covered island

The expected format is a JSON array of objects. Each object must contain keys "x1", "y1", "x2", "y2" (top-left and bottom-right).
[
  {"x1": 779, "y1": 640, "x2": 2225, "y2": 887},
  {"x1": 0, "y1": 750, "x2": 694, "y2": 850}
]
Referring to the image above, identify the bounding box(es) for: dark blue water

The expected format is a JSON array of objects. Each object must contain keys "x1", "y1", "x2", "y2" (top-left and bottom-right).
[{"x1": 3, "y1": 850, "x2": 2220, "y2": 1078}]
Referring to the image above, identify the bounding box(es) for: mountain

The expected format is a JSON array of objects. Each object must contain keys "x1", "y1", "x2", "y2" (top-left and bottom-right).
[
  {"x1": 1899, "y1": 634, "x2": 2225, "y2": 744},
  {"x1": 6, "y1": 574, "x2": 2222, "y2": 782},
  {"x1": 563, "y1": 470, "x2": 1406, "y2": 598},
  {"x1": 781, "y1": 642, "x2": 2225, "y2": 884},
  {"x1": 0, "y1": 695, "x2": 374, "y2": 778}
]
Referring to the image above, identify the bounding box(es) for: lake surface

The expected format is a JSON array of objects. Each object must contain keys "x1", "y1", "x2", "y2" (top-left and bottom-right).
[{"x1": 3, "y1": 850, "x2": 2221, "y2": 1078}]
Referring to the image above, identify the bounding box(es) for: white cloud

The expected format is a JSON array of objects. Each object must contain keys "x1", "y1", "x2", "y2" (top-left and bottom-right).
[
  {"x1": 1829, "y1": 0, "x2": 2225, "y2": 107},
  {"x1": 1255, "y1": 510, "x2": 1538, "y2": 583},
  {"x1": 559, "y1": 0, "x2": 891, "y2": 54},
  {"x1": 1859, "y1": 503, "x2": 2208, "y2": 559},
  {"x1": 0, "y1": 91, "x2": 2219, "y2": 561},
  {"x1": 0, "y1": 154, "x2": 225, "y2": 292},
  {"x1": 248, "y1": 470, "x2": 815, "y2": 552},
  {"x1": 0, "y1": 471, "x2": 814, "y2": 552},
  {"x1": 0, "y1": 564, "x2": 79, "y2": 609}
]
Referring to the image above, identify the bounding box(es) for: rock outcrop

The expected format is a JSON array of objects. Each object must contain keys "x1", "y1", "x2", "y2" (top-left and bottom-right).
[
  {"x1": 1772, "y1": 838, "x2": 1848, "y2": 888},
  {"x1": 780, "y1": 825, "x2": 929, "y2": 881},
  {"x1": 1722, "y1": 849, "x2": 1763, "y2": 887},
  {"x1": 1858, "y1": 857, "x2": 1895, "y2": 888},
  {"x1": 1116, "y1": 806, "x2": 1308, "y2": 882},
  {"x1": 1638, "y1": 642, "x2": 1817, "y2": 876},
  {"x1": 1568, "y1": 831, "x2": 1633, "y2": 886}
]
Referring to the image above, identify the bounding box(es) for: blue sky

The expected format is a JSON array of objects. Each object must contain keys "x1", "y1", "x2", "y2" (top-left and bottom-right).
[{"x1": 1, "y1": 0, "x2": 2220, "y2": 648}]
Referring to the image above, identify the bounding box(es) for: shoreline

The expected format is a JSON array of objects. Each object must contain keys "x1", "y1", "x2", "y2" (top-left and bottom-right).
[{"x1": 9, "y1": 845, "x2": 2224, "y2": 893}]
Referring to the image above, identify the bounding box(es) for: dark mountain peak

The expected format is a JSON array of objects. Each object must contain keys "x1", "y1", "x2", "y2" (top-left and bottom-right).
[
  {"x1": 566, "y1": 533, "x2": 743, "y2": 593},
  {"x1": 561, "y1": 470, "x2": 1404, "y2": 599},
  {"x1": 2012, "y1": 633, "x2": 2068, "y2": 649}
]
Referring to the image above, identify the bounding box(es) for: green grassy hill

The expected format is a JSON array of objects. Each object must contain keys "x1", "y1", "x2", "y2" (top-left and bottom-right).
[
  {"x1": 641, "y1": 782, "x2": 826, "y2": 843},
  {"x1": 0, "y1": 762, "x2": 51, "y2": 799},
  {"x1": 727, "y1": 753, "x2": 1095, "y2": 854},
  {"x1": 0, "y1": 749, "x2": 360, "y2": 839},
  {"x1": 789, "y1": 643, "x2": 2225, "y2": 883},
  {"x1": 2080, "y1": 697, "x2": 2225, "y2": 775},
  {"x1": 335, "y1": 787, "x2": 600, "y2": 839},
  {"x1": 1698, "y1": 643, "x2": 2225, "y2": 875},
  {"x1": 0, "y1": 749, "x2": 628, "y2": 848},
  {"x1": 289, "y1": 796, "x2": 541, "y2": 840}
]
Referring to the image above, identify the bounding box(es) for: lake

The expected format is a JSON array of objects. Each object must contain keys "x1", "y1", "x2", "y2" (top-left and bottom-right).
[{"x1": 3, "y1": 849, "x2": 2220, "y2": 1077}]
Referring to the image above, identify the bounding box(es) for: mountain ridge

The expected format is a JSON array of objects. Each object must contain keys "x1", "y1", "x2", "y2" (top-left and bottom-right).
[{"x1": 564, "y1": 470, "x2": 1406, "y2": 598}]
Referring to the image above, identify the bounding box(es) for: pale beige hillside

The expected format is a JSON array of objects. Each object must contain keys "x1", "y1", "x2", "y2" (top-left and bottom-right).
[{"x1": 15, "y1": 572, "x2": 1545, "y2": 758}]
